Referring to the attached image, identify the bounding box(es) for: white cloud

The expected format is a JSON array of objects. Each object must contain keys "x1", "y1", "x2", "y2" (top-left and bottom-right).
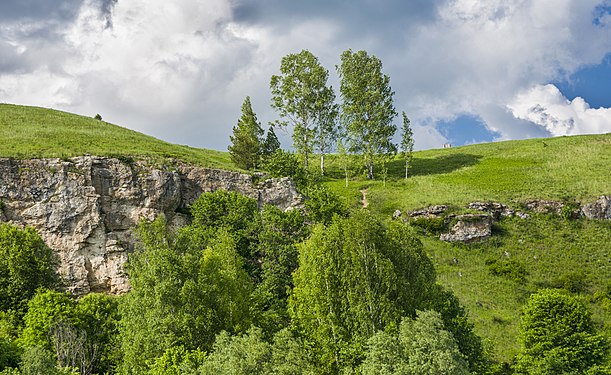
[
  {"x1": 0, "y1": 0, "x2": 611, "y2": 150},
  {"x1": 508, "y1": 84, "x2": 611, "y2": 136}
]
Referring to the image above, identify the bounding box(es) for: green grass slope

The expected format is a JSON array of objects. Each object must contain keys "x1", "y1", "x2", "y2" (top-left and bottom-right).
[
  {"x1": 325, "y1": 133, "x2": 611, "y2": 213},
  {"x1": 322, "y1": 134, "x2": 611, "y2": 364},
  {"x1": 0, "y1": 104, "x2": 234, "y2": 169},
  {"x1": 3, "y1": 103, "x2": 610, "y2": 365}
]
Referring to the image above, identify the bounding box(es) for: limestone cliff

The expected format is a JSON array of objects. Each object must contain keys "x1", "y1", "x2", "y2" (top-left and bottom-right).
[{"x1": 0, "y1": 156, "x2": 303, "y2": 296}]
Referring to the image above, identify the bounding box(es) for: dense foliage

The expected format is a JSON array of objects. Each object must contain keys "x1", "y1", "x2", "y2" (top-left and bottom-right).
[
  {"x1": 514, "y1": 289, "x2": 609, "y2": 374},
  {"x1": 0, "y1": 224, "x2": 58, "y2": 317}
]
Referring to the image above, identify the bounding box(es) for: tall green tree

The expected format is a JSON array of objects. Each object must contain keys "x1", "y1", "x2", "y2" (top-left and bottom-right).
[
  {"x1": 0, "y1": 223, "x2": 59, "y2": 318},
  {"x1": 19, "y1": 290, "x2": 119, "y2": 375},
  {"x1": 228, "y1": 96, "x2": 264, "y2": 170},
  {"x1": 270, "y1": 50, "x2": 338, "y2": 173},
  {"x1": 514, "y1": 289, "x2": 609, "y2": 374},
  {"x1": 289, "y1": 211, "x2": 436, "y2": 373},
  {"x1": 337, "y1": 49, "x2": 397, "y2": 179},
  {"x1": 400, "y1": 112, "x2": 414, "y2": 179},
  {"x1": 119, "y1": 217, "x2": 254, "y2": 375}
]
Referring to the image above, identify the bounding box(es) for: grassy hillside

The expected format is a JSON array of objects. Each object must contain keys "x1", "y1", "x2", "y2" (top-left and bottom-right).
[
  {"x1": 321, "y1": 133, "x2": 611, "y2": 364},
  {"x1": 0, "y1": 104, "x2": 234, "y2": 169},
  {"x1": 325, "y1": 133, "x2": 611, "y2": 213}
]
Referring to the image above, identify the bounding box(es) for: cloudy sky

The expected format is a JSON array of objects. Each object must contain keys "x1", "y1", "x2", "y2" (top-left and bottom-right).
[{"x1": 1, "y1": 0, "x2": 611, "y2": 150}]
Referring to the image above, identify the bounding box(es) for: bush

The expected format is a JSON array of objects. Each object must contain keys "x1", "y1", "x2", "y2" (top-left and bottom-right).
[
  {"x1": 408, "y1": 216, "x2": 446, "y2": 234},
  {"x1": 553, "y1": 271, "x2": 590, "y2": 294},
  {"x1": 303, "y1": 184, "x2": 347, "y2": 224},
  {"x1": 486, "y1": 258, "x2": 528, "y2": 284},
  {"x1": 0, "y1": 224, "x2": 59, "y2": 317},
  {"x1": 263, "y1": 149, "x2": 306, "y2": 188},
  {"x1": 515, "y1": 289, "x2": 609, "y2": 374}
]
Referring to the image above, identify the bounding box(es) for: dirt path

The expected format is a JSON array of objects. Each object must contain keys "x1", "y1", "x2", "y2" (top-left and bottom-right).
[{"x1": 360, "y1": 188, "x2": 369, "y2": 208}]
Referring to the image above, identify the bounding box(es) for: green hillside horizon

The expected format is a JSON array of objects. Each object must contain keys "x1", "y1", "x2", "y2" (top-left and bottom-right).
[{"x1": 0, "y1": 103, "x2": 234, "y2": 169}]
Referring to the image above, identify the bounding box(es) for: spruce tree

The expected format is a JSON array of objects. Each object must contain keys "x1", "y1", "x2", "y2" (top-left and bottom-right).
[
  {"x1": 262, "y1": 126, "x2": 281, "y2": 158},
  {"x1": 228, "y1": 97, "x2": 264, "y2": 170}
]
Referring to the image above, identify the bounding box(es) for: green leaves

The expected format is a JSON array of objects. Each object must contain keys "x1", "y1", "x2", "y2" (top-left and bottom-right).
[
  {"x1": 0, "y1": 224, "x2": 59, "y2": 317},
  {"x1": 515, "y1": 289, "x2": 609, "y2": 374},
  {"x1": 289, "y1": 211, "x2": 435, "y2": 372},
  {"x1": 270, "y1": 50, "x2": 338, "y2": 171},
  {"x1": 119, "y1": 217, "x2": 255, "y2": 374}
]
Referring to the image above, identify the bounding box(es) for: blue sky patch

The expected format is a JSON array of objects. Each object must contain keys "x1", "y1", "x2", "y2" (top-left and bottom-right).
[
  {"x1": 553, "y1": 53, "x2": 611, "y2": 108},
  {"x1": 436, "y1": 115, "x2": 501, "y2": 147}
]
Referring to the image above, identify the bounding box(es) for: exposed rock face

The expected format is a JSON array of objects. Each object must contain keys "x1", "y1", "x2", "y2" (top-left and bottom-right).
[
  {"x1": 0, "y1": 156, "x2": 302, "y2": 296},
  {"x1": 468, "y1": 202, "x2": 511, "y2": 219},
  {"x1": 440, "y1": 214, "x2": 493, "y2": 243},
  {"x1": 524, "y1": 199, "x2": 565, "y2": 215},
  {"x1": 407, "y1": 205, "x2": 448, "y2": 218},
  {"x1": 581, "y1": 196, "x2": 611, "y2": 220}
]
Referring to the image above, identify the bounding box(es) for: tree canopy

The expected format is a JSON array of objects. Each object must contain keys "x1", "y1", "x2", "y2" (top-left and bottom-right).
[
  {"x1": 337, "y1": 49, "x2": 397, "y2": 179},
  {"x1": 289, "y1": 210, "x2": 436, "y2": 372},
  {"x1": 514, "y1": 289, "x2": 609, "y2": 374},
  {"x1": 270, "y1": 49, "x2": 338, "y2": 172}
]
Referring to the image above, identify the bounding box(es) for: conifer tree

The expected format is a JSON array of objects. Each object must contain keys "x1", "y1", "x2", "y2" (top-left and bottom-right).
[
  {"x1": 228, "y1": 97, "x2": 264, "y2": 170},
  {"x1": 400, "y1": 112, "x2": 414, "y2": 179},
  {"x1": 262, "y1": 126, "x2": 281, "y2": 159}
]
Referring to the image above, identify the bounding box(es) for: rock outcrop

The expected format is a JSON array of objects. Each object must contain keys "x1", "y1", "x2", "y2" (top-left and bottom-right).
[
  {"x1": 439, "y1": 214, "x2": 493, "y2": 243},
  {"x1": 581, "y1": 196, "x2": 611, "y2": 220},
  {"x1": 0, "y1": 156, "x2": 302, "y2": 296}
]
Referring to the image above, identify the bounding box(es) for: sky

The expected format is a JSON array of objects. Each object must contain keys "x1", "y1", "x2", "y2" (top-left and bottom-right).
[{"x1": 1, "y1": 0, "x2": 611, "y2": 151}]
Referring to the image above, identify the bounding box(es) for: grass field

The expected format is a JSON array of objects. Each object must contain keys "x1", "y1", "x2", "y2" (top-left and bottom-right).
[
  {"x1": 0, "y1": 104, "x2": 234, "y2": 169},
  {"x1": 324, "y1": 133, "x2": 611, "y2": 214},
  {"x1": 319, "y1": 133, "x2": 611, "y2": 364}
]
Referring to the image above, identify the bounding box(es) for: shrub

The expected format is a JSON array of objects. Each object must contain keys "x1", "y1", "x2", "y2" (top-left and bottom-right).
[
  {"x1": 408, "y1": 216, "x2": 446, "y2": 234},
  {"x1": 486, "y1": 258, "x2": 528, "y2": 284}
]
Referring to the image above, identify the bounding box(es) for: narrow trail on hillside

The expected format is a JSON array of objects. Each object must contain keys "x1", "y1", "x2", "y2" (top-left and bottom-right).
[{"x1": 360, "y1": 188, "x2": 369, "y2": 208}]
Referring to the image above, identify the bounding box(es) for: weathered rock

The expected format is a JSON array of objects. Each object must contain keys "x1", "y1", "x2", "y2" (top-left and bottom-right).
[
  {"x1": 392, "y1": 209, "x2": 402, "y2": 219},
  {"x1": 467, "y1": 201, "x2": 528, "y2": 220},
  {"x1": 524, "y1": 199, "x2": 565, "y2": 215},
  {"x1": 440, "y1": 214, "x2": 493, "y2": 243},
  {"x1": 407, "y1": 205, "x2": 448, "y2": 218},
  {"x1": 0, "y1": 156, "x2": 303, "y2": 296},
  {"x1": 581, "y1": 196, "x2": 611, "y2": 219}
]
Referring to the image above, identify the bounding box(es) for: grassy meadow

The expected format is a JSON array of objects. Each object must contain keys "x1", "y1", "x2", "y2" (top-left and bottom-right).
[
  {"x1": 324, "y1": 133, "x2": 611, "y2": 214},
  {"x1": 319, "y1": 133, "x2": 611, "y2": 363},
  {"x1": 0, "y1": 104, "x2": 234, "y2": 169}
]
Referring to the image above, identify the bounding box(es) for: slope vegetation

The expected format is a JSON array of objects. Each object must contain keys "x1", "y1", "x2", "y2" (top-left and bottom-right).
[
  {"x1": 0, "y1": 104, "x2": 233, "y2": 169},
  {"x1": 326, "y1": 133, "x2": 611, "y2": 213}
]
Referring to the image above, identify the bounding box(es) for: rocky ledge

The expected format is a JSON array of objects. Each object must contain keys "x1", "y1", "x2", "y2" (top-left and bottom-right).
[
  {"x1": 399, "y1": 196, "x2": 611, "y2": 244},
  {"x1": 0, "y1": 156, "x2": 303, "y2": 296}
]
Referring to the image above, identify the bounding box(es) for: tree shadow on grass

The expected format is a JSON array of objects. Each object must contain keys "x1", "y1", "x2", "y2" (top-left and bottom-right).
[{"x1": 387, "y1": 153, "x2": 482, "y2": 178}]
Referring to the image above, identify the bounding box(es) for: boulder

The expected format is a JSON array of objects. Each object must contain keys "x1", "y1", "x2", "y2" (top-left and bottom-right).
[
  {"x1": 581, "y1": 196, "x2": 611, "y2": 220},
  {"x1": 407, "y1": 205, "x2": 448, "y2": 218},
  {"x1": 440, "y1": 214, "x2": 493, "y2": 243}
]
